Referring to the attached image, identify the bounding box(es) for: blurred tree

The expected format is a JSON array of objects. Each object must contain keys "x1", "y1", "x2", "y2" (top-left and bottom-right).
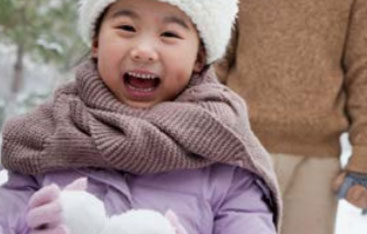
[{"x1": 0, "y1": 0, "x2": 87, "y2": 118}]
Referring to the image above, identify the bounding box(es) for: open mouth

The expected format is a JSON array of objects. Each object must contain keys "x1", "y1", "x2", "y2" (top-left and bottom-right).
[{"x1": 123, "y1": 71, "x2": 161, "y2": 93}]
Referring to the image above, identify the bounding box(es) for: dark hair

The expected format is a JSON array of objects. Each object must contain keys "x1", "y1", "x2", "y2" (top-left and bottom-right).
[
  {"x1": 94, "y1": 6, "x2": 110, "y2": 39},
  {"x1": 85, "y1": 6, "x2": 110, "y2": 64}
]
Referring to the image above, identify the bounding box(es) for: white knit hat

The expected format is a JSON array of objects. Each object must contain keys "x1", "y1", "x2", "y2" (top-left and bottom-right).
[{"x1": 78, "y1": 0, "x2": 238, "y2": 64}]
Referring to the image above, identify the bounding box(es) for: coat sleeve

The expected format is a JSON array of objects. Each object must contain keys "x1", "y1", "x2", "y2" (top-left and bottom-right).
[
  {"x1": 213, "y1": 168, "x2": 276, "y2": 234},
  {"x1": 0, "y1": 170, "x2": 39, "y2": 234},
  {"x1": 344, "y1": 0, "x2": 367, "y2": 173}
]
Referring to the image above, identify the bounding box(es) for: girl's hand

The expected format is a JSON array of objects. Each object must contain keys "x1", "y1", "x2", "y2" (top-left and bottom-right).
[
  {"x1": 165, "y1": 210, "x2": 189, "y2": 234},
  {"x1": 26, "y1": 178, "x2": 87, "y2": 234}
]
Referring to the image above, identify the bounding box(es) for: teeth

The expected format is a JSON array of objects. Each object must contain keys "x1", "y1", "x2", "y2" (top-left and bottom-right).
[
  {"x1": 127, "y1": 84, "x2": 155, "y2": 92},
  {"x1": 127, "y1": 72, "x2": 157, "y2": 79}
]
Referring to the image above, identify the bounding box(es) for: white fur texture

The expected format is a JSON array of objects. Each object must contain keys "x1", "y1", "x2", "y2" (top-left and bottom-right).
[
  {"x1": 78, "y1": 0, "x2": 239, "y2": 64},
  {"x1": 60, "y1": 191, "x2": 107, "y2": 234},
  {"x1": 60, "y1": 190, "x2": 176, "y2": 234}
]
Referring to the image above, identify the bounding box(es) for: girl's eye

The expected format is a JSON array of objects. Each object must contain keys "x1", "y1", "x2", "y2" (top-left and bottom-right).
[
  {"x1": 118, "y1": 25, "x2": 136, "y2": 32},
  {"x1": 161, "y1": 31, "x2": 180, "y2": 38}
]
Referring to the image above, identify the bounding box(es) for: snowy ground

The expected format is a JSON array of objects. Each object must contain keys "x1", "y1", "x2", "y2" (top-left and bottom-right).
[
  {"x1": 0, "y1": 135, "x2": 366, "y2": 233},
  {"x1": 336, "y1": 200, "x2": 367, "y2": 234}
]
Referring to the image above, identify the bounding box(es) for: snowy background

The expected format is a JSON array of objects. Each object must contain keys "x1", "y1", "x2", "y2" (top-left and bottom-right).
[{"x1": 1, "y1": 2, "x2": 366, "y2": 232}]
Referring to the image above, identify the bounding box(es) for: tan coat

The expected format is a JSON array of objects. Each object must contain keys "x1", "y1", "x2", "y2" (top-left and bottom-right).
[{"x1": 215, "y1": 0, "x2": 367, "y2": 173}]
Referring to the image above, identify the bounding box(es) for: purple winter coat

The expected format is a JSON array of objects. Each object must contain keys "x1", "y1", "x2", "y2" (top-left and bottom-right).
[{"x1": 0, "y1": 163, "x2": 276, "y2": 234}]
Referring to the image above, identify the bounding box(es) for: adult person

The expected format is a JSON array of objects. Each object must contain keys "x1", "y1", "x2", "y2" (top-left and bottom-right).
[{"x1": 215, "y1": 0, "x2": 367, "y2": 234}]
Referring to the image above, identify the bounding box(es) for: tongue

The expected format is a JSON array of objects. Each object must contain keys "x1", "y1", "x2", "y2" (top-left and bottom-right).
[{"x1": 128, "y1": 76, "x2": 157, "y2": 89}]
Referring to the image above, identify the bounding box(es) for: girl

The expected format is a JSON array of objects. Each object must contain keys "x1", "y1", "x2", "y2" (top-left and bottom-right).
[{"x1": 0, "y1": 0, "x2": 281, "y2": 233}]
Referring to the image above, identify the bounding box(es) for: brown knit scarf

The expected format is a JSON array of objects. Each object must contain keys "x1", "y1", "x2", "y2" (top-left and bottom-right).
[{"x1": 1, "y1": 60, "x2": 281, "y2": 227}]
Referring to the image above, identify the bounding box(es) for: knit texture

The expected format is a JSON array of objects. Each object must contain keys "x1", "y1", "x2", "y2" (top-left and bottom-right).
[
  {"x1": 215, "y1": 0, "x2": 367, "y2": 173},
  {"x1": 1, "y1": 60, "x2": 281, "y2": 228}
]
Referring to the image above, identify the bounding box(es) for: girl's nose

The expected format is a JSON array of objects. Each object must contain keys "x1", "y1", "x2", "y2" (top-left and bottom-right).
[{"x1": 130, "y1": 45, "x2": 158, "y2": 63}]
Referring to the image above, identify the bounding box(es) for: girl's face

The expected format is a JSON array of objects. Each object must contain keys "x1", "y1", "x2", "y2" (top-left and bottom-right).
[{"x1": 92, "y1": 0, "x2": 205, "y2": 108}]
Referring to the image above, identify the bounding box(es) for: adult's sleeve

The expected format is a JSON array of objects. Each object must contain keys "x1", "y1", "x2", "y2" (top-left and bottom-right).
[
  {"x1": 343, "y1": 0, "x2": 367, "y2": 173},
  {"x1": 213, "y1": 168, "x2": 277, "y2": 234},
  {"x1": 0, "y1": 170, "x2": 39, "y2": 234}
]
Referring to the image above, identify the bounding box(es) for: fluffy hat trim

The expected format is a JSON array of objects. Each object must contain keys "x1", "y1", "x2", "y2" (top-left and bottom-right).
[{"x1": 78, "y1": 0, "x2": 238, "y2": 64}]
